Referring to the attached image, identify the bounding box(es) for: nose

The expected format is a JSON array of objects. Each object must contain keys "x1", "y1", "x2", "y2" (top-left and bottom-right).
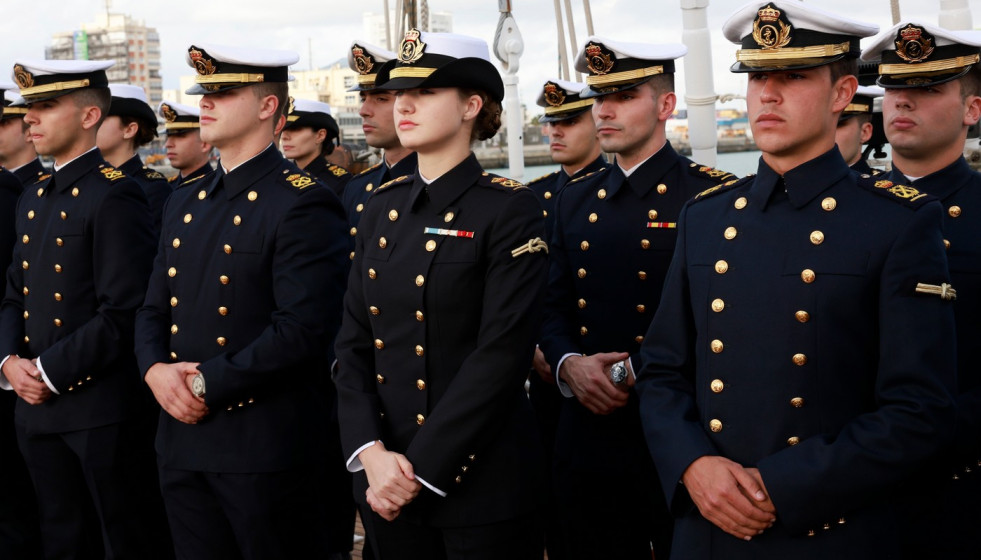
[
  {"x1": 887, "y1": 88, "x2": 913, "y2": 110},
  {"x1": 593, "y1": 97, "x2": 612, "y2": 121},
  {"x1": 199, "y1": 96, "x2": 213, "y2": 110},
  {"x1": 24, "y1": 107, "x2": 38, "y2": 126},
  {"x1": 758, "y1": 77, "x2": 780, "y2": 104}
]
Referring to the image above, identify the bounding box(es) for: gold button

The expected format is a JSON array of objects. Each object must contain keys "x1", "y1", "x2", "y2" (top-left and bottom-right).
[
  {"x1": 578, "y1": 299, "x2": 586, "y2": 309},
  {"x1": 23, "y1": 336, "x2": 28, "y2": 343},
  {"x1": 597, "y1": 189, "x2": 607, "y2": 199},
  {"x1": 588, "y1": 213, "x2": 598, "y2": 223},
  {"x1": 711, "y1": 379, "x2": 724, "y2": 393},
  {"x1": 635, "y1": 335, "x2": 644, "y2": 343},
  {"x1": 369, "y1": 306, "x2": 380, "y2": 316},
  {"x1": 170, "y1": 297, "x2": 178, "y2": 307},
  {"x1": 217, "y1": 337, "x2": 226, "y2": 346},
  {"x1": 198, "y1": 190, "x2": 207, "y2": 200},
  {"x1": 22, "y1": 311, "x2": 28, "y2": 319},
  {"x1": 801, "y1": 269, "x2": 815, "y2": 283},
  {"x1": 22, "y1": 235, "x2": 28, "y2": 244},
  {"x1": 248, "y1": 190, "x2": 258, "y2": 201},
  {"x1": 578, "y1": 268, "x2": 587, "y2": 279},
  {"x1": 54, "y1": 264, "x2": 62, "y2": 273},
  {"x1": 368, "y1": 268, "x2": 377, "y2": 280},
  {"x1": 389, "y1": 209, "x2": 399, "y2": 221},
  {"x1": 416, "y1": 414, "x2": 425, "y2": 426},
  {"x1": 172, "y1": 238, "x2": 181, "y2": 248},
  {"x1": 171, "y1": 324, "x2": 179, "y2": 335},
  {"x1": 56, "y1": 238, "x2": 64, "y2": 247},
  {"x1": 22, "y1": 287, "x2": 28, "y2": 295},
  {"x1": 636, "y1": 304, "x2": 646, "y2": 313},
  {"x1": 580, "y1": 326, "x2": 588, "y2": 336},
  {"x1": 810, "y1": 231, "x2": 824, "y2": 245},
  {"x1": 378, "y1": 237, "x2": 387, "y2": 249},
  {"x1": 793, "y1": 353, "x2": 807, "y2": 366},
  {"x1": 220, "y1": 275, "x2": 230, "y2": 285},
  {"x1": 823, "y1": 523, "x2": 831, "y2": 530},
  {"x1": 723, "y1": 226, "x2": 737, "y2": 240},
  {"x1": 734, "y1": 197, "x2": 747, "y2": 210},
  {"x1": 54, "y1": 293, "x2": 61, "y2": 301},
  {"x1": 356, "y1": 203, "x2": 364, "y2": 213},
  {"x1": 349, "y1": 252, "x2": 355, "y2": 260},
  {"x1": 365, "y1": 183, "x2": 373, "y2": 192},
  {"x1": 544, "y1": 191, "x2": 552, "y2": 200},
  {"x1": 949, "y1": 205, "x2": 962, "y2": 218},
  {"x1": 376, "y1": 374, "x2": 385, "y2": 384},
  {"x1": 426, "y1": 240, "x2": 436, "y2": 252},
  {"x1": 374, "y1": 339, "x2": 384, "y2": 350},
  {"x1": 444, "y1": 212, "x2": 454, "y2": 222},
  {"x1": 838, "y1": 518, "x2": 846, "y2": 525},
  {"x1": 657, "y1": 184, "x2": 667, "y2": 194},
  {"x1": 183, "y1": 213, "x2": 192, "y2": 223},
  {"x1": 415, "y1": 275, "x2": 425, "y2": 287},
  {"x1": 821, "y1": 197, "x2": 837, "y2": 211},
  {"x1": 71, "y1": 187, "x2": 79, "y2": 197},
  {"x1": 218, "y1": 306, "x2": 228, "y2": 316},
  {"x1": 648, "y1": 209, "x2": 658, "y2": 220},
  {"x1": 168, "y1": 267, "x2": 177, "y2": 277},
  {"x1": 710, "y1": 339, "x2": 724, "y2": 353},
  {"x1": 795, "y1": 310, "x2": 810, "y2": 323},
  {"x1": 944, "y1": 239, "x2": 950, "y2": 250},
  {"x1": 415, "y1": 345, "x2": 424, "y2": 356},
  {"x1": 715, "y1": 260, "x2": 729, "y2": 274},
  {"x1": 455, "y1": 476, "x2": 462, "y2": 484},
  {"x1": 170, "y1": 351, "x2": 177, "y2": 360},
  {"x1": 223, "y1": 244, "x2": 232, "y2": 254},
  {"x1": 346, "y1": 227, "x2": 356, "y2": 237},
  {"x1": 641, "y1": 239, "x2": 651, "y2": 249},
  {"x1": 791, "y1": 397, "x2": 804, "y2": 408},
  {"x1": 233, "y1": 215, "x2": 242, "y2": 226},
  {"x1": 416, "y1": 310, "x2": 424, "y2": 322},
  {"x1": 416, "y1": 379, "x2": 426, "y2": 390},
  {"x1": 580, "y1": 241, "x2": 589, "y2": 251},
  {"x1": 709, "y1": 419, "x2": 723, "y2": 433},
  {"x1": 788, "y1": 436, "x2": 801, "y2": 446},
  {"x1": 27, "y1": 210, "x2": 34, "y2": 219},
  {"x1": 21, "y1": 261, "x2": 28, "y2": 270},
  {"x1": 638, "y1": 271, "x2": 647, "y2": 280},
  {"x1": 712, "y1": 298, "x2": 725, "y2": 312},
  {"x1": 60, "y1": 211, "x2": 67, "y2": 220}
]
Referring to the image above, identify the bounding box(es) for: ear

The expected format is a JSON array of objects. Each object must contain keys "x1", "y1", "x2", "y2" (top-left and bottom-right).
[
  {"x1": 257, "y1": 94, "x2": 280, "y2": 122},
  {"x1": 657, "y1": 91, "x2": 677, "y2": 122},
  {"x1": 461, "y1": 93, "x2": 484, "y2": 122},
  {"x1": 963, "y1": 94, "x2": 981, "y2": 127},
  {"x1": 315, "y1": 128, "x2": 327, "y2": 144},
  {"x1": 79, "y1": 106, "x2": 103, "y2": 131},
  {"x1": 830, "y1": 74, "x2": 858, "y2": 114},
  {"x1": 121, "y1": 120, "x2": 140, "y2": 140},
  {"x1": 860, "y1": 121, "x2": 874, "y2": 143}
]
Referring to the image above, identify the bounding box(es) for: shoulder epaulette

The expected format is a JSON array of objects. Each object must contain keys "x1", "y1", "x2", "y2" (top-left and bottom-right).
[
  {"x1": 527, "y1": 171, "x2": 558, "y2": 185},
  {"x1": 34, "y1": 173, "x2": 52, "y2": 185},
  {"x1": 856, "y1": 175, "x2": 935, "y2": 208},
  {"x1": 98, "y1": 166, "x2": 126, "y2": 182},
  {"x1": 376, "y1": 175, "x2": 412, "y2": 193},
  {"x1": 328, "y1": 164, "x2": 349, "y2": 177},
  {"x1": 691, "y1": 175, "x2": 753, "y2": 202},
  {"x1": 284, "y1": 171, "x2": 316, "y2": 190},
  {"x1": 355, "y1": 162, "x2": 382, "y2": 177},
  {"x1": 487, "y1": 175, "x2": 527, "y2": 190},
  {"x1": 143, "y1": 168, "x2": 167, "y2": 181},
  {"x1": 568, "y1": 169, "x2": 603, "y2": 185},
  {"x1": 688, "y1": 162, "x2": 737, "y2": 183}
]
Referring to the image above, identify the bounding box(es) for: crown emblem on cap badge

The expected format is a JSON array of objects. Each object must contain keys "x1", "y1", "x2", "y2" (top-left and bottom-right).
[
  {"x1": 895, "y1": 24, "x2": 935, "y2": 63},
  {"x1": 752, "y1": 3, "x2": 792, "y2": 50},
  {"x1": 287, "y1": 96, "x2": 296, "y2": 115},
  {"x1": 399, "y1": 28, "x2": 427, "y2": 64},
  {"x1": 543, "y1": 82, "x2": 566, "y2": 107},
  {"x1": 352, "y1": 45, "x2": 375, "y2": 75},
  {"x1": 13, "y1": 65, "x2": 33, "y2": 89},
  {"x1": 585, "y1": 43, "x2": 615, "y2": 76},
  {"x1": 189, "y1": 47, "x2": 218, "y2": 76},
  {"x1": 161, "y1": 104, "x2": 177, "y2": 123}
]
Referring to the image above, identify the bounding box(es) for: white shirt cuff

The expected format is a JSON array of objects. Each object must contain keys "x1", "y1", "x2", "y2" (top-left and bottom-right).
[
  {"x1": 346, "y1": 440, "x2": 377, "y2": 472},
  {"x1": 34, "y1": 357, "x2": 60, "y2": 395},
  {"x1": 416, "y1": 475, "x2": 447, "y2": 497},
  {"x1": 0, "y1": 355, "x2": 12, "y2": 391},
  {"x1": 554, "y1": 352, "x2": 579, "y2": 398}
]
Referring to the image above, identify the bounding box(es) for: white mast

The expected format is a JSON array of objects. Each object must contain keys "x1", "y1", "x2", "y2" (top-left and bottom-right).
[
  {"x1": 494, "y1": 0, "x2": 525, "y2": 180},
  {"x1": 680, "y1": 0, "x2": 719, "y2": 166}
]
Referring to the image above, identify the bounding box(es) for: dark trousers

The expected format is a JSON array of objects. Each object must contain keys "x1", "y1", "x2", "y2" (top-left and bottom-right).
[
  {"x1": 0, "y1": 392, "x2": 40, "y2": 559},
  {"x1": 16, "y1": 420, "x2": 173, "y2": 560},
  {"x1": 360, "y1": 506, "x2": 541, "y2": 560},
  {"x1": 159, "y1": 465, "x2": 331, "y2": 560}
]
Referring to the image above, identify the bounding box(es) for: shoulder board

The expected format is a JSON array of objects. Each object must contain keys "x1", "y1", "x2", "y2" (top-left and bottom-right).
[
  {"x1": 328, "y1": 164, "x2": 349, "y2": 177},
  {"x1": 692, "y1": 175, "x2": 753, "y2": 202},
  {"x1": 143, "y1": 168, "x2": 166, "y2": 181},
  {"x1": 284, "y1": 171, "x2": 317, "y2": 190},
  {"x1": 167, "y1": 174, "x2": 179, "y2": 183},
  {"x1": 688, "y1": 162, "x2": 737, "y2": 183},
  {"x1": 98, "y1": 166, "x2": 126, "y2": 182},
  {"x1": 376, "y1": 175, "x2": 412, "y2": 193},
  {"x1": 856, "y1": 175, "x2": 935, "y2": 208},
  {"x1": 527, "y1": 171, "x2": 558, "y2": 185},
  {"x1": 356, "y1": 162, "x2": 382, "y2": 177},
  {"x1": 34, "y1": 173, "x2": 52, "y2": 185},
  {"x1": 486, "y1": 175, "x2": 527, "y2": 190},
  {"x1": 567, "y1": 169, "x2": 602, "y2": 185}
]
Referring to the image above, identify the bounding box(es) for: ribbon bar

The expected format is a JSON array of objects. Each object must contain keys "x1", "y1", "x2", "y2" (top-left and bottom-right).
[
  {"x1": 424, "y1": 227, "x2": 474, "y2": 238},
  {"x1": 647, "y1": 222, "x2": 677, "y2": 229}
]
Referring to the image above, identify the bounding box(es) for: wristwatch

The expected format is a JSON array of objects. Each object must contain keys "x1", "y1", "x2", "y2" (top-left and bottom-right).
[
  {"x1": 609, "y1": 361, "x2": 628, "y2": 386},
  {"x1": 191, "y1": 373, "x2": 206, "y2": 398}
]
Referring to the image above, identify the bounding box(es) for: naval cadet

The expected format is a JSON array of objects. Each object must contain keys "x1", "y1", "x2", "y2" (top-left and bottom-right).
[
  {"x1": 0, "y1": 59, "x2": 171, "y2": 560},
  {"x1": 97, "y1": 84, "x2": 172, "y2": 238},
  {"x1": 0, "y1": 79, "x2": 39, "y2": 560},
  {"x1": 863, "y1": 23, "x2": 981, "y2": 559},
  {"x1": 282, "y1": 97, "x2": 350, "y2": 197},
  {"x1": 835, "y1": 84, "x2": 883, "y2": 175},
  {"x1": 341, "y1": 40, "x2": 417, "y2": 254},
  {"x1": 0, "y1": 86, "x2": 48, "y2": 186},
  {"x1": 158, "y1": 100, "x2": 213, "y2": 188},
  {"x1": 134, "y1": 44, "x2": 349, "y2": 559},
  {"x1": 635, "y1": 4, "x2": 957, "y2": 559},
  {"x1": 334, "y1": 29, "x2": 547, "y2": 560},
  {"x1": 538, "y1": 37, "x2": 734, "y2": 560}
]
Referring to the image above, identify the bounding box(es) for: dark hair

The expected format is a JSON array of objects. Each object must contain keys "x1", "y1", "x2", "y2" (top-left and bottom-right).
[
  {"x1": 119, "y1": 115, "x2": 157, "y2": 147},
  {"x1": 70, "y1": 87, "x2": 111, "y2": 127},
  {"x1": 828, "y1": 58, "x2": 859, "y2": 86},
  {"x1": 460, "y1": 89, "x2": 501, "y2": 142},
  {"x1": 252, "y1": 82, "x2": 289, "y2": 128},
  {"x1": 959, "y1": 64, "x2": 981, "y2": 99},
  {"x1": 647, "y1": 74, "x2": 676, "y2": 97}
]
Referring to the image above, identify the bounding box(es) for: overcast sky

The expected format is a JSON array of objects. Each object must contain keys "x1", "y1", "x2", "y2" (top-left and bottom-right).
[{"x1": 1, "y1": 0, "x2": 975, "y2": 111}]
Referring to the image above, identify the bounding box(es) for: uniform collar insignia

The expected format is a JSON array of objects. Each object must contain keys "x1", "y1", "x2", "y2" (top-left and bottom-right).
[
  {"x1": 543, "y1": 82, "x2": 566, "y2": 107},
  {"x1": 752, "y1": 3, "x2": 793, "y2": 50},
  {"x1": 399, "y1": 28, "x2": 426, "y2": 64},
  {"x1": 585, "y1": 42, "x2": 616, "y2": 75},
  {"x1": 894, "y1": 24, "x2": 935, "y2": 63}
]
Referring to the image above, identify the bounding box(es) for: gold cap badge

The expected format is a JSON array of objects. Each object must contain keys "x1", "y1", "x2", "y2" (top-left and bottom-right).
[
  {"x1": 352, "y1": 44, "x2": 375, "y2": 75},
  {"x1": 188, "y1": 47, "x2": 218, "y2": 76},
  {"x1": 585, "y1": 43, "x2": 615, "y2": 75},
  {"x1": 752, "y1": 3, "x2": 792, "y2": 50},
  {"x1": 543, "y1": 82, "x2": 566, "y2": 107},
  {"x1": 161, "y1": 104, "x2": 177, "y2": 123},
  {"x1": 13, "y1": 65, "x2": 33, "y2": 89},
  {"x1": 895, "y1": 24, "x2": 935, "y2": 63},
  {"x1": 399, "y1": 29, "x2": 427, "y2": 64}
]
